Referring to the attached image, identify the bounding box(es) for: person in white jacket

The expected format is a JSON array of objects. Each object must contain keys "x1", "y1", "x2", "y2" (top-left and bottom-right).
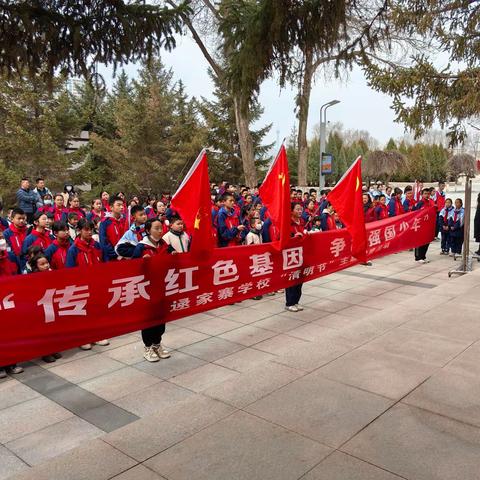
[{"x1": 162, "y1": 216, "x2": 190, "y2": 253}]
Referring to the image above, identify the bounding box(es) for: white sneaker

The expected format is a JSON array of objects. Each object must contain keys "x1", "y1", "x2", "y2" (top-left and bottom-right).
[
  {"x1": 144, "y1": 346, "x2": 160, "y2": 362},
  {"x1": 153, "y1": 344, "x2": 171, "y2": 359},
  {"x1": 80, "y1": 344, "x2": 92, "y2": 350},
  {"x1": 295, "y1": 304, "x2": 304, "y2": 311},
  {"x1": 285, "y1": 305, "x2": 300, "y2": 312},
  {"x1": 419, "y1": 259, "x2": 429, "y2": 264},
  {"x1": 95, "y1": 339, "x2": 110, "y2": 346}
]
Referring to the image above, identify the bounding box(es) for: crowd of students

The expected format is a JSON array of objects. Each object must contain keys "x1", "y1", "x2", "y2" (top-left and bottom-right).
[{"x1": 0, "y1": 177, "x2": 469, "y2": 378}]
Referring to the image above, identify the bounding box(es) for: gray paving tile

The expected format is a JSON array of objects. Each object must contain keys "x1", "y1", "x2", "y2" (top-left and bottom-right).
[
  {"x1": 111, "y1": 465, "x2": 166, "y2": 480},
  {"x1": 217, "y1": 306, "x2": 275, "y2": 324},
  {"x1": 113, "y1": 382, "x2": 195, "y2": 417},
  {"x1": 186, "y1": 317, "x2": 244, "y2": 335},
  {"x1": 203, "y1": 361, "x2": 304, "y2": 408},
  {"x1": 79, "y1": 366, "x2": 161, "y2": 401},
  {"x1": 0, "y1": 396, "x2": 73, "y2": 443},
  {"x1": 286, "y1": 322, "x2": 341, "y2": 341},
  {"x1": 364, "y1": 327, "x2": 471, "y2": 366},
  {"x1": 343, "y1": 403, "x2": 480, "y2": 480},
  {"x1": 254, "y1": 333, "x2": 311, "y2": 355},
  {"x1": 302, "y1": 451, "x2": 403, "y2": 480},
  {"x1": 169, "y1": 363, "x2": 239, "y2": 392},
  {"x1": 9, "y1": 439, "x2": 136, "y2": 480},
  {"x1": 6, "y1": 416, "x2": 103, "y2": 466},
  {"x1": 317, "y1": 348, "x2": 436, "y2": 399},
  {"x1": 104, "y1": 395, "x2": 235, "y2": 461},
  {"x1": 161, "y1": 327, "x2": 210, "y2": 350},
  {"x1": 0, "y1": 445, "x2": 28, "y2": 480},
  {"x1": 403, "y1": 369, "x2": 480, "y2": 428},
  {"x1": 145, "y1": 411, "x2": 331, "y2": 480},
  {"x1": 103, "y1": 341, "x2": 146, "y2": 365},
  {"x1": 252, "y1": 314, "x2": 306, "y2": 333},
  {"x1": 179, "y1": 337, "x2": 244, "y2": 362},
  {"x1": 245, "y1": 374, "x2": 392, "y2": 448},
  {"x1": 218, "y1": 325, "x2": 276, "y2": 346},
  {"x1": 214, "y1": 347, "x2": 277, "y2": 372},
  {"x1": 445, "y1": 342, "x2": 480, "y2": 378},
  {"x1": 0, "y1": 380, "x2": 39, "y2": 411},
  {"x1": 79, "y1": 402, "x2": 139, "y2": 433},
  {"x1": 133, "y1": 351, "x2": 206, "y2": 380},
  {"x1": 48, "y1": 355, "x2": 125, "y2": 384}
]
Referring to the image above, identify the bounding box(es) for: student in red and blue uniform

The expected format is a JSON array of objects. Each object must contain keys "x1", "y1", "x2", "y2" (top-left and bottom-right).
[
  {"x1": 217, "y1": 193, "x2": 246, "y2": 247},
  {"x1": 4, "y1": 208, "x2": 28, "y2": 268},
  {"x1": 0, "y1": 201, "x2": 9, "y2": 232},
  {"x1": 438, "y1": 198, "x2": 453, "y2": 255},
  {"x1": 115, "y1": 205, "x2": 147, "y2": 259},
  {"x1": 261, "y1": 210, "x2": 280, "y2": 243},
  {"x1": 99, "y1": 196, "x2": 128, "y2": 261},
  {"x1": 362, "y1": 193, "x2": 375, "y2": 222},
  {"x1": 388, "y1": 188, "x2": 404, "y2": 217},
  {"x1": 285, "y1": 203, "x2": 305, "y2": 312},
  {"x1": 44, "y1": 221, "x2": 72, "y2": 270},
  {"x1": 52, "y1": 194, "x2": 67, "y2": 222},
  {"x1": 320, "y1": 203, "x2": 336, "y2": 231},
  {"x1": 448, "y1": 198, "x2": 465, "y2": 256},
  {"x1": 66, "y1": 218, "x2": 108, "y2": 350},
  {"x1": 21, "y1": 212, "x2": 54, "y2": 265},
  {"x1": 374, "y1": 194, "x2": 389, "y2": 220},
  {"x1": 302, "y1": 200, "x2": 318, "y2": 230},
  {"x1": 133, "y1": 218, "x2": 170, "y2": 363},
  {"x1": 413, "y1": 188, "x2": 433, "y2": 263},
  {"x1": 433, "y1": 181, "x2": 446, "y2": 239},
  {"x1": 87, "y1": 199, "x2": 105, "y2": 222},
  {"x1": 402, "y1": 188, "x2": 417, "y2": 212},
  {"x1": 62, "y1": 195, "x2": 86, "y2": 222}
]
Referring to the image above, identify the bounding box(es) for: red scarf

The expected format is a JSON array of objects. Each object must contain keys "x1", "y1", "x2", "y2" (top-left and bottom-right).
[{"x1": 73, "y1": 237, "x2": 102, "y2": 265}]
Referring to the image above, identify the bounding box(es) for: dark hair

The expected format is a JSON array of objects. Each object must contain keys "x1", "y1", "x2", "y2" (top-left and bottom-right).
[
  {"x1": 309, "y1": 188, "x2": 317, "y2": 194},
  {"x1": 52, "y1": 221, "x2": 68, "y2": 233},
  {"x1": 394, "y1": 187, "x2": 403, "y2": 195},
  {"x1": 33, "y1": 211, "x2": 47, "y2": 222},
  {"x1": 378, "y1": 194, "x2": 386, "y2": 199},
  {"x1": 27, "y1": 245, "x2": 43, "y2": 259},
  {"x1": 170, "y1": 216, "x2": 183, "y2": 224},
  {"x1": 67, "y1": 212, "x2": 79, "y2": 221},
  {"x1": 68, "y1": 195, "x2": 80, "y2": 205},
  {"x1": 220, "y1": 192, "x2": 234, "y2": 202},
  {"x1": 291, "y1": 202, "x2": 302, "y2": 211},
  {"x1": 313, "y1": 216, "x2": 321, "y2": 223},
  {"x1": 422, "y1": 188, "x2": 431, "y2": 194},
  {"x1": 109, "y1": 195, "x2": 124, "y2": 206},
  {"x1": 29, "y1": 253, "x2": 48, "y2": 272},
  {"x1": 21, "y1": 177, "x2": 29, "y2": 182},
  {"x1": 404, "y1": 185, "x2": 413, "y2": 193},
  {"x1": 36, "y1": 177, "x2": 44, "y2": 183},
  {"x1": 130, "y1": 205, "x2": 145, "y2": 217},
  {"x1": 145, "y1": 218, "x2": 162, "y2": 234},
  {"x1": 455, "y1": 198, "x2": 463, "y2": 206},
  {"x1": 11, "y1": 207, "x2": 25, "y2": 217},
  {"x1": 77, "y1": 218, "x2": 95, "y2": 230}
]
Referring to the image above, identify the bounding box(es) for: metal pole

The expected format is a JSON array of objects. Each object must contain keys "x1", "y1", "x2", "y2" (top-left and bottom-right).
[{"x1": 319, "y1": 107, "x2": 326, "y2": 189}]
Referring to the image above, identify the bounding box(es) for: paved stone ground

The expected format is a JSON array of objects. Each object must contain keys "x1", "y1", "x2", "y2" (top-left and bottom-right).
[{"x1": 2, "y1": 239, "x2": 480, "y2": 480}]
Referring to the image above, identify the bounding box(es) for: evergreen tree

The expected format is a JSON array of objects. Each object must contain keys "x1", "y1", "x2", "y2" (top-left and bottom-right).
[
  {"x1": 386, "y1": 138, "x2": 397, "y2": 150},
  {"x1": 0, "y1": 73, "x2": 80, "y2": 204},
  {"x1": 199, "y1": 71, "x2": 272, "y2": 185}
]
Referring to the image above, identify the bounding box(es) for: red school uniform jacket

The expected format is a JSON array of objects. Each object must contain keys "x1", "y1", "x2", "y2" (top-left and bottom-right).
[
  {"x1": 44, "y1": 239, "x2": 71, "y2": 270},
  {"x1": 0, "y1": 252, "x2": 17, "y2": 277},
  {"x1": 290, "y1": 218, "x2": 305, "y2": 237},
  {"x1": 66, "y1": 237, "x2": 103, "y2": 267},
  {"x1": 3, "y1": 224, "x2": 27, "y2": 257}
]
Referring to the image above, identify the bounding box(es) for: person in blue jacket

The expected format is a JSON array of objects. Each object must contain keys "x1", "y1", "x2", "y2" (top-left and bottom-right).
[{"x1": 448, "y1": 198, "x2": 465, "y2": 256}]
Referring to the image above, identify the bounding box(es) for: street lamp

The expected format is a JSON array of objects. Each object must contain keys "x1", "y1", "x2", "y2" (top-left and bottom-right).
[{"x1": 319, "y1": 100, "x2": 340, "y2": 189}]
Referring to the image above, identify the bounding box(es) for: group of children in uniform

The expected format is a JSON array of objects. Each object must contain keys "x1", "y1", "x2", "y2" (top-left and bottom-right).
[{"x1": 0, "y1": 177, "x2": 466, "y2": 377}]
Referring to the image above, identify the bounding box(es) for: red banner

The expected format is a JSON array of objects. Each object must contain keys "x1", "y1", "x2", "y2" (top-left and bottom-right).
[{"x1": 0, "y1": 208, "x2": 435, "y2": 365}]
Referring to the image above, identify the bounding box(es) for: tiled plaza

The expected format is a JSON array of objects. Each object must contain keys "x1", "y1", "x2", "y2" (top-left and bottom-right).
[{"x1": 2, "y1": 239, "x2": 480, "y2": 480}]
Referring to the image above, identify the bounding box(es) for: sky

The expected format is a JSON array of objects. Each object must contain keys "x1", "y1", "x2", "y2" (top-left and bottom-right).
[{"x1": 99, "y1": 35, "x2": 408, "y2": 150}]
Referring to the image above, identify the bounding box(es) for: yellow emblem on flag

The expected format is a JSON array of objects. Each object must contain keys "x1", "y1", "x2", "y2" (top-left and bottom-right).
[
  {"x1": 355, "y1": 176, "x2": 360, "y2": 192},
  {"x1": 278, "y1": 173, "x2": 285, "y2": 186},
  {"x1": 194, "y1": 209, "x2": 202, "y2": 229}
]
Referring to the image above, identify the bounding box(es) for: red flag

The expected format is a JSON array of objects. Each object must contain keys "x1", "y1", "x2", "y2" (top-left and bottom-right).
[
  {"x1": 328, "y1": 156, "x2": 367, "y2": 262},
  {"x1": 259, "y1": 144, "x2": 291, "y2": 249},
  {"x1": 170, "y1": 149, "x2": 213, "y2": 254}
]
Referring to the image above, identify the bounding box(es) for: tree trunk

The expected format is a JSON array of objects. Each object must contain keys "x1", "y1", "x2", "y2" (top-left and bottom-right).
[
  {"x1": 233, "y1": 95, "x2": 258, "y2": 187},
  {"x1": 296, "y1": 49, "x2": 314, "y2": 187}
]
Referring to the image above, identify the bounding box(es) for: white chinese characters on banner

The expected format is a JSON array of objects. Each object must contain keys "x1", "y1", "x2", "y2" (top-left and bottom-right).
[
  {"x1": 249, "y1": 253, "x2": 274, "y2": 277},
  {"x1": 282, "y1": 247, "x2": 303, "y2": 270},
  {"x1": 412, "y1": 218, "x2": 421, "y2": 232},
  {"x1": 368, "y1": 229, "x2": 381, "y2": 247},
  {"x1": 212, "y1": 260, "x2": 239, "y2": 285},
  {"x1": 1, "y1": 294, "x2": 14, "y2": 311},
  {"x1": 330, "y1": 238, "x2": 346, "y2": 258},
  {"x1": 37, "y1": 285, "x2": 89, "y2": 323},
  {"x1": 196, "y1": 292, "x2": 213, "y2": 306},
  {"x1": 108, "y1": 275, "x2": 150, "y2": 308},
  {"x1": 384, "y1": 225, "x2": 396, "y2": 242},
  {"x1": 165, "y1": 267, "x2": 199, "y2": 296}
]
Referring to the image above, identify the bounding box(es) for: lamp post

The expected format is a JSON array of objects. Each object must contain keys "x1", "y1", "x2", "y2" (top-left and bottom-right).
[{"x1": 319, "y1": 100, "x2": 340, "y2": 189}]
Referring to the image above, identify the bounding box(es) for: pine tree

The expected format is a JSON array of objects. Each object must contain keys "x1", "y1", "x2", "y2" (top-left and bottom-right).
[
  {"x1": 0, "y1": 73, "x2": 80, "y2": 205},
  {"x1": 199, "y1": 71, "x2": 272, "y2": 185}
]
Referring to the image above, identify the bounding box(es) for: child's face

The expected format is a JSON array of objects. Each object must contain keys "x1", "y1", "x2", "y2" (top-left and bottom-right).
[
  {"x1": 446, "y1": 200, "x2": 452, "y2": 208},
  {"x1": 57, "y1": 229, "x2": 70, "y2": 241},
  {"x1": 156, "y1": 202, "x2": 166, "y2": 214},
  {"x1": 12, "y1": 214, "x2": 26, "y2": 228},
  {"x1": 93, "y1": 199, "x2": 102, "y2": 210},
  {"x1": 111, "y1": 200, "x2": 124, "y2": 215},
  {"x1": 380, "y1": 197, "x2": 386, "y2": 205},
  {"x1": 55, "y1": 196, "x2": 64, "y2": 208},
  {"x1": 134, "y1": 211, "x2": 147, "y2": 225},
  {"x1": 69, "y1": 217, "x2": 79, "y2": 227},
  {"x1": 149, "y1": 221, "x2": 164, "y2": 241},
  {"x1": 406, "y1": 191, "x2": 413, "y2": 200},
  {"x1": 314, "y1": 220, "x2": 321, "y2": 227},
  {"x1": 45, "y1": 217, "x2": 53, "y2": 228},
  {"x1": 170, "y1": 220, "x2": 184, "y2": 233},
  {"x1": 37, "y1": 215, "x2": 48, "y2": 229},
  {"x1": 70, "y1": 197, "x2": 80, "y2": 208},
  {"x1": 37, "y1": 257, "x2": 50, "y2": 272},
  {"x1": 80, "y1": 227, "x2": 93, "y2": 241},
  {"x1": 455, "y1": 199, "x2": 462, "y2": 209},
  {"x1": 102, "y1": 192, "x2": 109, "y2": 201}
]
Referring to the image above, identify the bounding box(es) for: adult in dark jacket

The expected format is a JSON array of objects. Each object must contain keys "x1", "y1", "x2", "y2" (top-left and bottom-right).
[
  {"x1": 474, "y1": 193, "x2": 480, "y2": 255},
  {"x1": 16, "y1": 178, "x2": 40, "y2": 223}
]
